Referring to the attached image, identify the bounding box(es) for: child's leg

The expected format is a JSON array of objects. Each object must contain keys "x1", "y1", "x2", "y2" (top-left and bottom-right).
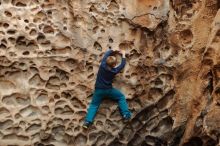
[
  {"x1": 85, "y1": 89, "x2": 103, "y2": 123},
  {"x1": 109, "y1": 88, "x2": 131, "y2": 118}
]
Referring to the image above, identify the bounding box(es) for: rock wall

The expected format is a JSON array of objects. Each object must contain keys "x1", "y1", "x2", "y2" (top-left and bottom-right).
[{"x1": 0, "y1": 0, "x2": 220, "y2": 146}]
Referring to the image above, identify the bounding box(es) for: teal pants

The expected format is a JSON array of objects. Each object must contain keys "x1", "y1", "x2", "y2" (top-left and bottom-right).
[{"x1": 85, "y1": 88, "x2": 131, "y2": 123}]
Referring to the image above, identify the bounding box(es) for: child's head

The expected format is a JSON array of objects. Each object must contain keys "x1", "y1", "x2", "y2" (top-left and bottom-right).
[{"x1": 106, "y1": 56, "x2": 117, "y2": 68}]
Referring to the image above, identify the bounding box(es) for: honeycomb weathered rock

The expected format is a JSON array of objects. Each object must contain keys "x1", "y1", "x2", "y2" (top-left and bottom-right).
[{"x1": 0, "y1": 0, "x2": 220, "y2": 146}]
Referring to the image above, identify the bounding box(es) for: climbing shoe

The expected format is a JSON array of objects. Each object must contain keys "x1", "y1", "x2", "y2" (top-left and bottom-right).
[
  {"x1": 123, "y1": 115, "x2": 131, "y2": 123},
  {"x1": 83, "y1": 121, "x2": 92, "y2": 129}
]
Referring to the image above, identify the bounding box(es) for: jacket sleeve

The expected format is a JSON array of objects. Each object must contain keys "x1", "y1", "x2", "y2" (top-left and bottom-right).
[
  {"x1": 114, "y1": 58, "x2": 126, "y2": 73},
  {"x1": 100, "y1": 49, "x2": 113, "y2": 68}
]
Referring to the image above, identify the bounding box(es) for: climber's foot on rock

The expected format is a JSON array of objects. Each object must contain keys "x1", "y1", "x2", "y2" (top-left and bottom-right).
[
  {"x1": 83, "y1": 121, "x2": 92, "y2": 129},
  {"x1": 123, "y1": 115, "x2": 131, "y2": 123}
]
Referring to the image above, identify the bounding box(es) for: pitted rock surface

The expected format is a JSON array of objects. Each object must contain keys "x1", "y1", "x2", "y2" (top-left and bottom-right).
[{"x1": 0, "y1": 0, "x2": 220, "y2": 146}]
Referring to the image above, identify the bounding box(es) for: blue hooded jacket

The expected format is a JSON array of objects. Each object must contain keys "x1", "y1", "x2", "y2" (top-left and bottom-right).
[{"x1": 95, "y1": 49, "x2": 126, "y2": 89}]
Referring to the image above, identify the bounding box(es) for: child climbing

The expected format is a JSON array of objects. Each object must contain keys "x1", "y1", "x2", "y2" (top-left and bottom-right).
[{"x1": 83, "y1": 47, "x2": 132, "y2": 129}]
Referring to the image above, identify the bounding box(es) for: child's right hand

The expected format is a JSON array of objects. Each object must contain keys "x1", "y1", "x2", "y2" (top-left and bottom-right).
[{"x1": 120, "y1": 50, "x2": 126, "y2": 58}]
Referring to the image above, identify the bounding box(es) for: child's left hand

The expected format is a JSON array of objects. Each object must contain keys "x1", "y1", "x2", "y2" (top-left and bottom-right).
[{"x1": 112, "y1": 48, "x2": 120, "y2": 53}]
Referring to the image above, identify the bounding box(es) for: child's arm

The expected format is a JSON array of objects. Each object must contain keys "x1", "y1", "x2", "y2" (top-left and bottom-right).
[
  {"x1": 114, "y1": 50, "x2": 126, "y2": 73},
  {"x1": 100, "y1": 49, "x2": 113, "y2": 67}
]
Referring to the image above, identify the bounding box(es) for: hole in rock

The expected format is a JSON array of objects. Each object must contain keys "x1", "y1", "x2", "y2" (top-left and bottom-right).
[
  {"x1": 125, "y1": 75, "x2": 130, "y2": 79},
  {"x1": 74, "y1": 134, "x2": 87, "y2": 145},
  {"x1": 55, "y1": 100, "x2": 66, "y2": 107},
  {"x1": 2, "y1": 93, "x2": 30, "y2": 106},
  {"x1": 101, "y1": 29, "x2": 105, "y2": 33},
  {"x1": 109, "y1": 141, "x2": 124, "y2": 146},
  {"x1": 3, "y1": 23, "x2": 9, "y2": 28},
  {"x1": 157, "y1": 90, "x2": 175, "y2": 110},
  {"x1": 27, "y1": 41, "x2": 38, "y2": 50},
  {"x1": 29, "y1": 67, "x2": 38, "y2": 74},
  {"x1": 87, "y1": 66, "x2": 93, "y2": 72},
  {"x1": 43, "y1": 25, "x2": 54, "y2": 34},
  {"x1": 51, "y1": 125, "x2": 65, "y2": 140},
  {"x1": 3, "y1": 134, "x2": 29, "y2": 141},
  {"x1": 218, "y1": 0, "x2": 220, "y2": 9},
  {"x1": 89, "y1": 5, "x2": 96, "y2": 12},
  {"x1": 55, "y1": 68, "x2": 69, "y2": 81},
  {"x1": 127, "y1": 133, "x2": 143, "y2": 146},
  {"x1": 46, "y1": 83, "x2": 59, "y2": 90},
  {"x1": 16, "y1": 96, "x2": 30, "y2": 106},
  {"x1": 145, "y1": 135, "x2": 166, "y2": 146},
  {"x1": 213, "y1": 30, "x2": 220, "y2": 42},
  {"x1": 4, "y1": 11, "x2": 12, "y2": 17},
  {"x1": 0, "y1": 107, "x2": 10, "y2": 117},
  {"x1": 15, "y1": 113, "x2": 21, "y2": 119},
  {"x1": 71, "y1": 97, "x2": 86, "y2": 109},
  {"x1": 1, "y1": 39, "x2": 7, "y2": 45},
  {"x1": 94, "y1": 41, "x2": 102, "y2": 51},
  {"x1": 7, "y1": 29, "x2": 16, "y2": 35},
  {"x1": 148, "y1": 87, "x2": 163, "y2": 101},
  {"x1": 88, "y1": 73, "x2": 94, "y2": 79},
  {"x1": 94, "y1": 135, "x2": 107, "y2": 146},
  {"x1": 215, "y1": 87, "x2": 220, "y2": 97},
  {"x1": 47, "y1": 10, "x2": 52, "y2": 15},
  {"x1": 36, "y1": 94, "x2": 48, "y2": 106},
  {"x1": 180, "y1": 29, "x2": 193, "y2": 45},
  {"x1": 65, "y1": 58, "x2": 77, "y2": 68},
  {"x1": 25, "y1": 26, "x2": 29, "y2": 30},
  {"x1": 62, "y1": 105, "x2": 74, "y2": 115},
  {"x1": 17, "y1": 16, "x2": 21, "y2": 20},
  {"x1": 216, "y1": 29, "x2": 220, "y2": 36},
  {"x1": 75, "y1": 111, "x2": 86, "y2": 118},
  {"x1": 109, "y1": 37, "x2": 113, "y2": 43},
  {"x1": 0, "y1": 119, "x2": 13, "y2": 130},
  {"x1": 29, "y1": 74, "x2": 45, "y2": 86},
  {"x1": 23, "y1": 51, "x2": 30, "y2": 55},
  {"x1": 96, "y1": 120, "x2": 103, "y2": 127},
  {"x1": 19, "y1": 121, "x2": 26, "y2": 128},
  {"x1": 152, "y1": 78, "x2": 163, "y2": 86},
  {"x1": 151, "y1": 116, "x2": 173, "y2": 137},
  {"x1": 171, "y1": 0, "x2": 199, "y2": 17},
  {"x1": 108, "y1": 0, "x2": 119, "y2": 11},
  {"x1": 48, "y1": 76, "x2": 60, "y2": 85},
  {"x1": 37, "y1": 33, "x2": 46, "y2": 42},
  {"x1": 42, "y1": 106, "x2": 50, "y2": 113},
  {"x1": 76, "y1": 84, "x2": 88, "y2": 92},
  {"x1": 183, "y1": 137, "x2": 203, "y2": 146},
  {"x1": 54, "y1": 94, "x2": 60, "y2": 100},
  {"x1": 20, "y1": 105, "x2": 41, "y2": 118},
  {"x1": 89, "y1": 54, "x2": 98, "y2": 62},
  {"x1": 24, "y1": 19, "x2": 29, "y2": 23},
  {"x1": 16, "y1": 36, "x2": 25, "y2": 44},
  {"x1": 54, "y1": 107, "x2": 63, "y2": 115},
  {"x1": 159, "y1": 73, "x2": 173, "y2": 81},
  {"x1": 93, "y1": 26, "x2": 99, "y2": 33},
  {"x1": 39, "y1": 130, "x2": 51, "y2": 142},
  {"x1": 0, "y1": 43, "x2": 7, "y2": 49},
  {"x1": 12, "y1": 0, "x2": 27, "y2": 7},
  {"x1": 204, "y1": 138, "x2": 217, "y2": 146},
  {"x1": 26, "y1": 124, "x2": 41, "y2": 133},
  {"x1": 30, "y1": 29, "x2": 37, "y2": 36},
  {"x1": 61, "y1": 91, "x2": 71, "y2": 99}
]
